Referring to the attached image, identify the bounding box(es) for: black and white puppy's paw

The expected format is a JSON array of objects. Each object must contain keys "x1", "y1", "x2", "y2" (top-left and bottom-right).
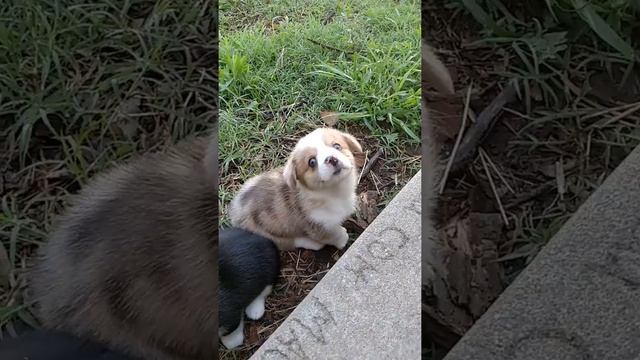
[{"x1": 245, "y1": 285, "x2": 273, "y2": 320}]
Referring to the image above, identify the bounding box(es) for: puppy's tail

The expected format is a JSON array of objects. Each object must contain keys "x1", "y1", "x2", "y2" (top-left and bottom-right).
[
  {"x1": 422, "y1": 42, "x2": 454, "y2": 96},
  {"x1": 203, "y1": 125, "x2": 218, "y2": 184},
  {"x1": 421, "y1": 41, "x2": 453, "y2": 285}
]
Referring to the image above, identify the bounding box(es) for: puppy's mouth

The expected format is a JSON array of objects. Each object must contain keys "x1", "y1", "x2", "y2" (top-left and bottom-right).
[{"x1": 332, "y1": 162, "x2": 352, "y2": 176}]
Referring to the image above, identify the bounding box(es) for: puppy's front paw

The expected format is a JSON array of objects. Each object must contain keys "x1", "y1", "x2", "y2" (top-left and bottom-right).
[
  {"x1": 245, "y1": 300, "x2": 265, "y2": 320},
  {"x1": 294, "y1": 237, "x2": 325, "y2": 251},
  {"x1": 333, "y1": 226, "x2": 349, "y2": 249},
  {"x1": 221, "y1": 323, "x2": 244, "y2": 349}
]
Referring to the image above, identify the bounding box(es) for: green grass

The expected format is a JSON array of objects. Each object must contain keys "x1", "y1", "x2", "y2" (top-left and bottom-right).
[
  {"x1": 219, "y1": 0, "x2": 421, "y2": 224},
  {"x1": 0, "y1": 0, "x2": 215, "y2": 333}
]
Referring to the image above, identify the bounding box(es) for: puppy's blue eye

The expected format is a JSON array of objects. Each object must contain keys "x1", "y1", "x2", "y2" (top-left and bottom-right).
[
  {"x1": 333, "y1": 143, "x2": 341, "y2": 150},
  {"x1": 308, "y1": 157, "x2": 317, "y2": 168}
]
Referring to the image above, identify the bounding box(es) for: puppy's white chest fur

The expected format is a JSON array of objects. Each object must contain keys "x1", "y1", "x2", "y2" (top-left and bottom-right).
[{"x1": 300, "y1": 184, "x2": 356, "y2": 228}]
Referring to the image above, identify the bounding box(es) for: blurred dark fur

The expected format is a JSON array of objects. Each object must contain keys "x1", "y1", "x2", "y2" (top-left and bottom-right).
[
  {"x1": 0, "y1": 325, "x2": 134, "y2": 360},
  {"x1": 28, "y1": 132, "x2": 219, "y2": 360}
]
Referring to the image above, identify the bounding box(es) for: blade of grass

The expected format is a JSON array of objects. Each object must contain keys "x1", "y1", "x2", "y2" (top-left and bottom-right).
[{"x1": 572, "y1": 0, "x2": 635, "y2": 60}]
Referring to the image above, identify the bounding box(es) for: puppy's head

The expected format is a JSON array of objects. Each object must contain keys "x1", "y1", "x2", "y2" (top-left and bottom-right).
[{"x1": 282, "y1": 128, "x2": 365, "y2": 190}]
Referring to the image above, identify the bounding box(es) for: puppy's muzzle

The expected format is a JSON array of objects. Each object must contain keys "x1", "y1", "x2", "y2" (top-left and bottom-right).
[
  {"x1": 325, "y1": 156, "x2": 343, "y2": 174},
  {"x1": 325, "y1": 156, "x2": 339, "y2": 167}
]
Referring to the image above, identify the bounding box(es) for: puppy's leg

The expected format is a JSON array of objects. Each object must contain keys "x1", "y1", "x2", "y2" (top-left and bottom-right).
[
  {"x1": 329, "y1": 226, "x2": 349, "y2": 249},
  {"x1": 220, "y1": 314, "x2": 244, "y2": 349},
  {"x1": 293, "y1": 237, "x2": 326, "y2": 250},
  {"x1": 304, "y1": 226, "x2": 349, "y2": 249},
  {"x1": 245, "y1": 285, "x2": 273, "y2": 320}
]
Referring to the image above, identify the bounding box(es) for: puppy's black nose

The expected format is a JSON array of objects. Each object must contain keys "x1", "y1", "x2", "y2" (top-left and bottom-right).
[{"x1": 325, "y1": 156, "x2": 339, "y2": 167}]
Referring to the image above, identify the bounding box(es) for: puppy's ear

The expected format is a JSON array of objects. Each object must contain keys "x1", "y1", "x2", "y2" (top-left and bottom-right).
[
  {"x1": 341, "y1": 133, "x2": 366, "y2": 167},
  {"x1": 282, "y1": 157, "x2": 297, "y2": 189},
  {"x1": 353, "y1": 151, "x2": 366, "y2": 168}
]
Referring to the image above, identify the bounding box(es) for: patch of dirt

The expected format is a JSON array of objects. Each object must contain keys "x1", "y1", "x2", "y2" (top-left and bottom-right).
[{"x1": 423, "y1": 0, "x2": 640, "y2": 357}]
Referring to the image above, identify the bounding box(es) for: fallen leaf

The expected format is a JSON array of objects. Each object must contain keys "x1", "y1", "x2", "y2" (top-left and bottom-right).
[
  {"x1": 320, "y1": 111, "x2": 339, "y2": 127},
  {"x1": 345, "y1": 217, "x2": 367, "y2": 232},
  {"x1": 442, "y1": 216, "x2": 471, "y2": 254},
  {"x1": 357, "y1": 190, "x2": 379, "y2": 224},
  {"x1": 246, "y1": 323, "x2": 259, "y2": 344},
  {"x1": 445, "y1": 212, "x2": 504, "y2": 318}
]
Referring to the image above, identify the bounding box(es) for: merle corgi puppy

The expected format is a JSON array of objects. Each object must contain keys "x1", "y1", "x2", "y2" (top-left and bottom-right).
[
  {"x1": 228, "y1": 127, "x2": 366, "y2": 251},
  {"x1": 218, "y1": 227, "x2": 280, "y2": 349}
]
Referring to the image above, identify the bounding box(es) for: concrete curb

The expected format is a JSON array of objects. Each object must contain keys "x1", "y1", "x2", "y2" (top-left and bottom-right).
[
  {"x1": 249, "y1": 171, "x2": 422, "y2": 359},
  {"x1": 444, "y1": 145, "x2": 640, "y2": 360}
]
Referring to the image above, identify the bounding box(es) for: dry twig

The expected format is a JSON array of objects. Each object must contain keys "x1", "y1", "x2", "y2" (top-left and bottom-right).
[
  {"x1": 451, "y1": 83, "x2": 518, "y2": 174},
  {"x1": 440, "y1": 84, "x2": 473, "y2": 194},
  {"x1": 358, "y1": 148, "x2": 384, "y2": 183}
]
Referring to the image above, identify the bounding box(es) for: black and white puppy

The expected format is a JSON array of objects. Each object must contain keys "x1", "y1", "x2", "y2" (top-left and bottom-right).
[{"x1": 219, "y1": 227, "x2": 280, "y2": 349}]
